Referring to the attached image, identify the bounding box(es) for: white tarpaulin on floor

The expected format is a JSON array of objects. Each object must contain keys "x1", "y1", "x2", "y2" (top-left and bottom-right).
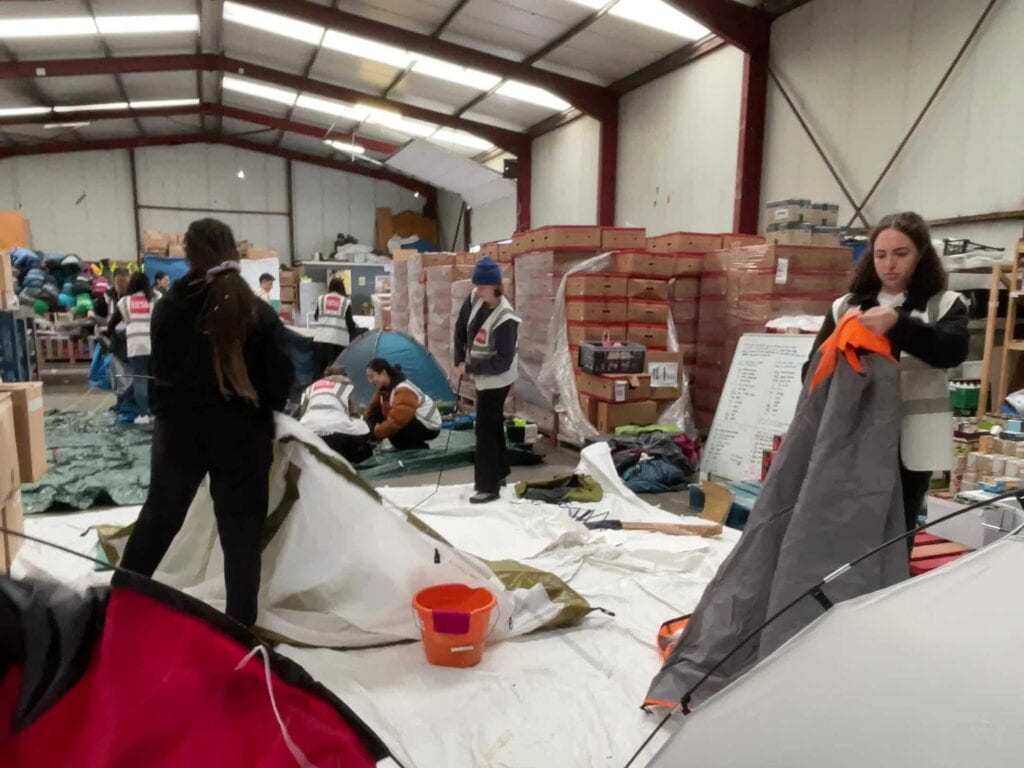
[{"x1": 16, "y1": 436, "x2": 737, "y2": 767}]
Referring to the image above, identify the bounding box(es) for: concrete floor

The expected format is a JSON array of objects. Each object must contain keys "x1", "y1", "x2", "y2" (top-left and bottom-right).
[{"x1": 38, "y1": 370, "x2": 693, "y2": 515}]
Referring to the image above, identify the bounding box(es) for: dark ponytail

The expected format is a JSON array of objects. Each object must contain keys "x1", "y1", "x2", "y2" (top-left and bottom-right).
[
  {"x1": 367, "y1": 357, "x2": 405, "y2": 387},
  {"x1": 184, "y1": 218, "x2": 260, "y2": 406}
]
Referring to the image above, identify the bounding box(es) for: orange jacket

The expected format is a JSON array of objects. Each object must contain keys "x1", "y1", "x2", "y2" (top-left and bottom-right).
[{"x1": 364, "y1": 385, "x2": 419, "y2": 440}]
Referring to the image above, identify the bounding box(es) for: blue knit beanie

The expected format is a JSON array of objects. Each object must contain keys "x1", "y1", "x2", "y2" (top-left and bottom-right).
[{"x1": 472, "y1": 256, "x2": 502, "y2": 286}]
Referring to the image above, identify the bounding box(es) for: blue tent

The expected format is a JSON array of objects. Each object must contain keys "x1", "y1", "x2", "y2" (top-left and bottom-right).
[
  {"x1": 142, "y1": 254, "x2": 190, "y2": 284},
  {"x1": 339, "y1": 330, "x2": 455, "y2": 408}
]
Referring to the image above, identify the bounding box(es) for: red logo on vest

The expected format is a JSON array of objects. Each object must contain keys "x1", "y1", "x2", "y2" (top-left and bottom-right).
[
  {"x1": 324, "y1": 295, "x2": 342, "y2": 313},
  {"x1": 474, "y1": 328, "x2": 488, "y2": 345},
  {"x1": 311, "y1": 379, "x2": 336, "y2": 393},
  {"x1": 129, "y1": 295, "x2": 150, "y2": 315}
]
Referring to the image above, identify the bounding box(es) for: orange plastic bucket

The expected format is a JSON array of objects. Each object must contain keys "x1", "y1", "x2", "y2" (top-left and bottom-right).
[{"x1": 413, "y1": 584, "x2": 497, "y2": 668}]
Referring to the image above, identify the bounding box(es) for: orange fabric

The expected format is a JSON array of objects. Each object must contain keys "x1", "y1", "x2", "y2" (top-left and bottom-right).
[
  {"x1": 366, "y1": 386, "x2": 419, "y2": 440},
  {"x1": 809, "y1": 314, "x2": 897, "y2": 393},
  {"x1": 657, "y1": 615, "x2": 692, "y2": 660}
]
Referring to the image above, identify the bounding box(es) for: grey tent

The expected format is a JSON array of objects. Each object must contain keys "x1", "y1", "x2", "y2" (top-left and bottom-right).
[{"x1": 646, "y1": 345, "x2": 908, "y2": 708}]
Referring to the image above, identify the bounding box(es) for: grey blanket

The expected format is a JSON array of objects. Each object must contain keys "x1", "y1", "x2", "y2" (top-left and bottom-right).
[{"x1": 647, "y1": 351, "x2": 909, "y2": 707}]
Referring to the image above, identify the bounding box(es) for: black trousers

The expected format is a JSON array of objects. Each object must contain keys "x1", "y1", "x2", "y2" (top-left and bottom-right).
[
  {"x1": 321, "y1": 431, "x2": 373, "y2": 464},
  {"x1": 118, "y1": 412, "x2": 273, "y2": 627},
  {"x1": 900, "y1": 460, "x2": 932, "y2": 554},
  {"x1": 474, "y1": 385, "x2": 511, "y2": 493},
  {"x1": 312, "y1": 341, "x2": 344, "y2": 380},
  {"x1": 368, "y1": 412, "x2": 439, "y2": 451}
]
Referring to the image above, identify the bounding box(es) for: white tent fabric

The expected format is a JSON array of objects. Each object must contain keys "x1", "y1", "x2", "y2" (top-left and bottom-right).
[{"x1": 648, "y1": 534, "x2": 1024, "y2": 768}]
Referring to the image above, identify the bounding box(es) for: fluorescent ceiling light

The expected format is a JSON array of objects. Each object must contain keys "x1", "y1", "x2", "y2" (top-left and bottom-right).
[
  {"x1": 54, "y1": 102, "x2": 128, "y2": 113},
  {"x1": 322, "y1": 30, "x2": 411, "y2": 69},
  {"x1": 222, "y1": 76, "x2": 297, "y2": 106},
  {"x1": 429, "y1": 128, "x2": 493, "y2": 151},
  {"x1": 411, "y1": 56, "x2": 500, "y2": 91},
  {"x1": 0, "y1": 17, "x2": 97, "y2": 38},
  {"x1": 566, "y1": 0, "x2": 708, "y2": 38},
  {"x1": 324, "y1": 140, "x2": 366, "y2": 155},
  {"x1": 223, "y1": 2, "x2": 322, "y2": 44},
  {"x1": 294, "y1": 94, "x2": 369, "y2": 122},
  {"x1": 129, "y1": 98, "x2": 200, "y2": 109},
  {"x1": 496, "y1": 81, "x2": 570, "y2": 111},
  {"x1": 44, "y1": 122, "x2": 90, "y2": 129},
  {"x1": 367, "y1": 109, "x2": 435, "y2": 138},
  {"x1": 95, "y1": 15, "x2": 199, "y2": 35},
  {"x1": 0, "y1": 106, "x2": 52, "y2": 117}
]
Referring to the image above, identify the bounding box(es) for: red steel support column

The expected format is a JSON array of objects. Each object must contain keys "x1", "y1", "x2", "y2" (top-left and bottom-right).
[
  {"x1": 732, "y1": 52, "x2": 767, "y2": 235},
  {"x1": 597, "y1": 97, "x2": 619, "y2": 226},
  {"x1": 517, "y1": 143, "x2": 532, "y2": 232}
]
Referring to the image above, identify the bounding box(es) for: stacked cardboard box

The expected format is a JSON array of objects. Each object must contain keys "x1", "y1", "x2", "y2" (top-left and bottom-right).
[
  {"x1": 406, "y1": 252, "x2": 456, "y2": 346},
  {"x1": 425, "y1": 264, "x2": 474, "y2": 381},
  {"x1": 764, "y1": 199, "x2": 842, "y2": 247},
  {"x1": 0, "y1": 382, "x2": 47, "y2": 485},
  {"x1": 0, "y1": 392, "x2": 24, "y2": 573},
  {"x1": 278, "y1": 269, "x2": 297, "y2": 315},
  {"x1": 391, "y1": 253, "x2": 411, "y2": 333},
  {"x1": 692, "y1": 243, "x2": 852, "y2": 430}
]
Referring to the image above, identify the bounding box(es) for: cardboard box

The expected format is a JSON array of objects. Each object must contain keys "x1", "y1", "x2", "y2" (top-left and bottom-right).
[
  {"x1": 1, "y1": 490, "x2": 23, "y2": 573},
  {"x1": 420, "y1": 252, "x2": 457, "y2": 271},
  {"x1": 479, "y1": 242, "x2": 500, "y2": 259},
  {"x1": 579, "y1": 392, "x2": 599, "y2": 426},
  {"x1": 627, "y1": 278, "x2": 669, "y2": 301},
  {"x1": 647, "y1": 232, "x2": 723, "y2": 253},
  {"x1": 628, "y1": 299, "x2": 670, "y2": 324},
  {"x1": 278, "y1": 269, "x2": 297, "y2": 287},
  {"x1": 566, "y1": 298, "x2": 629, "y2": 323},
  {"x1": 671, "y1": 276, "x2": 700, "y2": 298},
  {"x1": 142, "y1": 229, "x2": 170, "y2": 254},
  {"x1": 596, "y1": 400, "x2": 658, "y2": 433},
  {"x1": 0, "y1": 249, "x2": 16, "y2": 309},
  {"x1": 627, "y1": 323, "x2": 669, "y2": 349},
  {"x1": 511, "y1": 231, "x2": 531, "y2": 255},
  {"x1": 0, "y1": 382, "x2": 46, "y2": 483},
  {"x1": 811, "y1": 227, "x2": 842, "y2": 247},
  {"x1": 567, "y1": 322, "x2": 628, "y2": 347},
  {"x1": 167, "y1": 243, "x2": 186, "y2": 259},
  {"x1": 672, "y1": 253, "x2": 703, "y2": 274},
  {"x1": 601, "y1": 227, "x2": 646, "y2": 249},
  {"x1": 765, "y1": 199, "x2": 810, "y2": 224},
  {"x1": 456, "y1": 252, "x2": 476, "y2": 266},
  {"x1": 680, "y1": 343, "x2": 697, "y2": 365},
  {"x1": 0, "y1": 393, "x2": 19, "y2": 503},
  {"x1": 766, "y1": 222, "x2": 814, "y2": 246},
  {"x1": 646, "y1": 350, "x2": 683, "y2": 400},
  {"x1": 808, "y1": 203, "x2": 840, "y2": 227},
  {"x1": 244, "y1": 247, "x2": 278, "y2": 260},
  {"x1": 565, "y1": 274, "x2": 629, "y2": 298},
  {"x1": 280, "y1": 285, "x2": 297, "y2": 303},
  {"x1": 497, "y1": 241, "x2": 514, "y2": 262},
  {"x1": 0, "y1": 211, "x2": 32, "y2": 250},
  {"x1": 611, "y1": 251, "x2": 677, "y2": 278},
  {"x1": 576, "y1": 371, "x2": 651, "y2": 403},
  {"x1": 530, "y1": 226, "x2": 601, "y2": 250},
  {"x1": 674, "y1": 321, "x2": 698, "y2": 343},
  {"x1": 721, "y1": 233, "x2": 767, "y2": 248}
]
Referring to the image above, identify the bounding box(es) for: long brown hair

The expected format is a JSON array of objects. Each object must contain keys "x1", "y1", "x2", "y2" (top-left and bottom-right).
[
  {"x1": 849, "y1": 211, "x2": 946, "y2": 310},
  {"x1": 184, "y1": 218, "x2": 260, "y2": 406}
]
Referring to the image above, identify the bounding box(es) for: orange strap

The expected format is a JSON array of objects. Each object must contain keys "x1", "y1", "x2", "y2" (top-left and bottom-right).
[{"x1": 809, "y1": 314, "x2": 896, "y2": 393}]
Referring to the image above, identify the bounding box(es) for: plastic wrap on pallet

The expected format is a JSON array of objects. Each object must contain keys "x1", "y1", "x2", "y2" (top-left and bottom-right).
[
  {"x1": 537, "y1": 252, "x2": 695, "y2": 440},
  {"x1": 406, "y1": 254, "x2": 426, "y2": 344},
  {"x1": 391, "y1": 258, "x2": 409, "y2": 333}
]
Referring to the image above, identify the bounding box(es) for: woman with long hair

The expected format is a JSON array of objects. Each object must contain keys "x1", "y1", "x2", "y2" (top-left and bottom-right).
[
  {"x1": 804, "y1": 211, "x2": 969, "y2": 543},
  {"x1": 364, "y1": 358, "x2": 441, "y2": 451},
  {"x1": 312, "y1": 277, "x2": 358, "y2": 378},
  {"x1": 107, "y1": 271, "x2": 156, "y2": 421},
  {"x1": 117, "y1": 218, "x2": 294, "y2": 627}
]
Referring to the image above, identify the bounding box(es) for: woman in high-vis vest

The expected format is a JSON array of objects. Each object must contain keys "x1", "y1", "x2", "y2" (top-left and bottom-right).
[
  {"x1": 453, "y1": 257, "x2": 520, "y2": 504},
  {"x1": 364, "y1": 358, "x2": 441, "y2": 450},
  {"x1": 804, "y1": 211, "x2": 969, "y2": 543},
  {"x1": 312, "y1": 278, "x2": 359, "y2": 378},
  {"x1": 107, "y1": 272, "x2": 157, "y2": 421},
  {"x1": 299, "y1": 365, "x2": 372, "y2": 464}
]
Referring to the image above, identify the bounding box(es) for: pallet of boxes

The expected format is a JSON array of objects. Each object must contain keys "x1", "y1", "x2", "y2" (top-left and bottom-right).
[
  {"x1": 0, "y1": 381, "x2": 48, "y2": 573},
  {"x1": 692, "y1": 225, "x2": 852, "y2": 432},
  {"x1": 763, "y1": 199, "x2": 844, "y2": 247}
]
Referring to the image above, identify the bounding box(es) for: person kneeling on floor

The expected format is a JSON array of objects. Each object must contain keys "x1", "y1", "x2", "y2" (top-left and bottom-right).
[
  {"x1": 299, "y1": 365, "x2": 373, "y2": 464},
  {"x1": 364, "y1": 358, "x2": 441, "y2": 451}
]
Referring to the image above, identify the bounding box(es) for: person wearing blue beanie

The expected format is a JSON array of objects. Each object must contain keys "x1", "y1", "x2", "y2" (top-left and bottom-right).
[{"x1": 453, "y1": 256, "x2": 521, "y2": 503}]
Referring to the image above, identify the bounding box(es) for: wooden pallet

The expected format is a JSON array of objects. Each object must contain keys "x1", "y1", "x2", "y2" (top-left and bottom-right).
[{"x1": 37, "y1": 335, "x2": 94, "y2": 363}]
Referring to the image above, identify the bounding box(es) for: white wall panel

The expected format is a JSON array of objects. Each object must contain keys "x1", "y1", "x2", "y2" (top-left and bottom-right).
[
  {"x1": 616, "y1": 45, "x2": 744, "y2": 234},
  {"x1": 290, "y1": 160, "x2": 424, "y2": 259},
  {"x1": 531, "y1": 116, "x2": 600, "y2": 226},
  {"x1": 0, "y1": 150, "x2": 135, "y2": 261},
  {"x1": 470, "y1": 195, "x2": 517, "y2": 246},
  {"x1": 763, "y1": 0, "x2": 1024, "y2": 240},
  {"x1": 438, "y1": 188, "x2": 467, "y2": 252}
]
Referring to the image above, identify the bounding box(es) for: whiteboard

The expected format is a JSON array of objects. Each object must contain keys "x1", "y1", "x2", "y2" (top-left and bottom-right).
[{"x1": 701, "y1": 333, "x2": 815, "y2": 482}]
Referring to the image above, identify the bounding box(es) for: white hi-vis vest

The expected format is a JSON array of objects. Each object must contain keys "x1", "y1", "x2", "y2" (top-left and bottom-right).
[
  {"x1": 313, "y1": 292, "x2": 351, "y2": 347},
  {"x1": 117, "y1": 291, "x2": 154, "y2": 358},
  {"x1": 466, "y1": 292, "x2": 520, "y2": 391},
  {"x1": 393, "y1": 380, "x2": 442, "y2": 431},
  {"x1": 299, "y1": 378, "x2": 369, "y2": 437},
  {"x1": 834, "y1": 290, "x2": 961, "y2": 472}
]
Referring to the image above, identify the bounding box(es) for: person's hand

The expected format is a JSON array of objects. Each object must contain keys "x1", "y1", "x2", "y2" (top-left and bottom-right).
[
  {"x1": 859, "y1": 306, "x2": 899, "y2": 335},
  {"x1": 454, "y1": 363, "x2": 466, "y2": 380},
  {"x1": 841, "y1": 308, "x2": 862, "y2": 321}
]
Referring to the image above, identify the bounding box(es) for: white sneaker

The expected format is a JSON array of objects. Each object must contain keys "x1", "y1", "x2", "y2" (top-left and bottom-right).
[{"x1": 134, "y1": 415, "x2": 152, "y2": 425}]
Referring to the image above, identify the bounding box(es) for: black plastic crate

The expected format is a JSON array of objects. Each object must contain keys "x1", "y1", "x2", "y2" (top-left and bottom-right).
[
  {"x1": 0, "y1": 310, "x2": 38, "y2": 382},
  {"x1": 577, "y1": 341, "x2": 646, "y2": 375}
]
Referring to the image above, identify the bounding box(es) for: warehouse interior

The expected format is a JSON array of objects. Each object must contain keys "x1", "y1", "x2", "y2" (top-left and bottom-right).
[{"x1": 2, "y1": 1, "x2": 1024, "y2": 766}]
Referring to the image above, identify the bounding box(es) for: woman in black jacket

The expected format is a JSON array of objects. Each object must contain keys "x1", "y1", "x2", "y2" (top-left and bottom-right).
[{"x1": 117, "y1": 218, "x2": 294, "y2": 627}]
